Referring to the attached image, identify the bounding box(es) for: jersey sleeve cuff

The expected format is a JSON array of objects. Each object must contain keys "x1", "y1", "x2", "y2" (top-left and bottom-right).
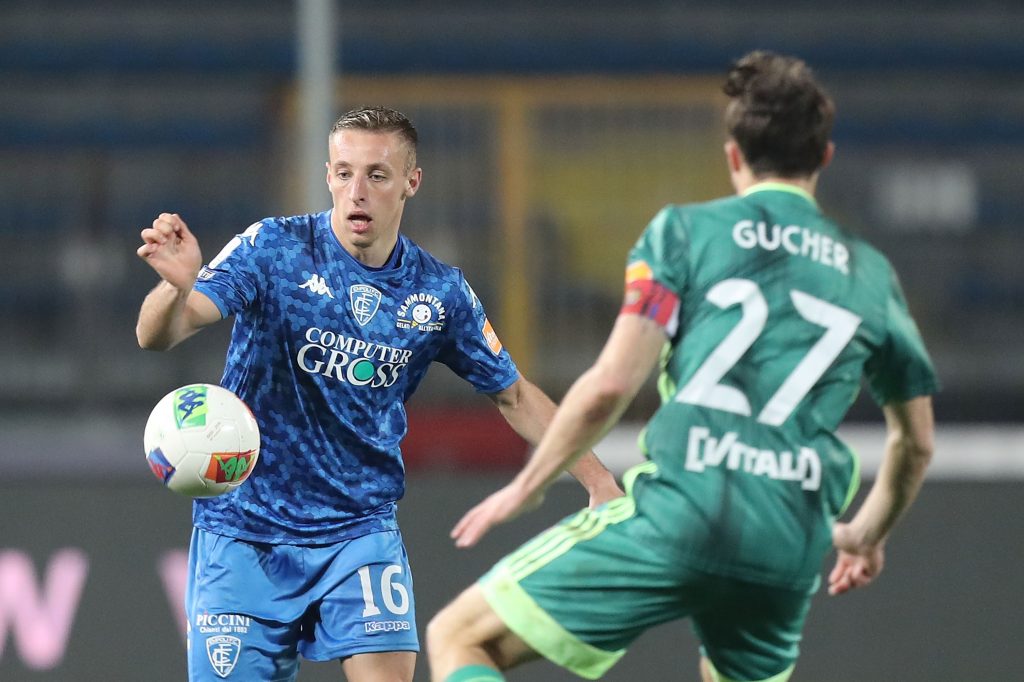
[{"x1": 194, "y1": 285, "x2": 230, "y2": 319}]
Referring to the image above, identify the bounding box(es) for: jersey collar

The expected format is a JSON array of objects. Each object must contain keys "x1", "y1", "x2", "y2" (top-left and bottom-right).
[
  {"x1": 322, "y1": 210, "x2": 404, "y2": 271},
  {"x1": 742, "y1": 182, "x2": 818, "y2": 208}
]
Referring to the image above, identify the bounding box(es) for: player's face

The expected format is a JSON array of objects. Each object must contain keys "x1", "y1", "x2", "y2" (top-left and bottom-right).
[{"x1": 326, "y1": 130, "x2": 421, "y2": 261}]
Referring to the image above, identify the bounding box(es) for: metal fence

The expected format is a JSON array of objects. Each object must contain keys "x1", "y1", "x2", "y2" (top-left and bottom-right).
[{"x1": 2, "y1": 73, "x2": 1021, "y2": 422}]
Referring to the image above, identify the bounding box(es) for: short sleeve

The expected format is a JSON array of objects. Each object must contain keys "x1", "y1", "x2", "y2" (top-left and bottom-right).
[
  {"x1": 864, "y1": 272, "x2": 940, "y2": 405},
  {"x1": 193, "y1": 221, "x2": 266, "y2": 318},
  {"x1": 436, "y1": 276, "x2": 520, "y2": 393},
  {"x1": 627, "y1": 206, "x2": 689, "y2": 295}
]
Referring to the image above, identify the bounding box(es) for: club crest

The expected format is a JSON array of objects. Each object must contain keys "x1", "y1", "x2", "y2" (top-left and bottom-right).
[
  {"x1": 349, "y1": 284, "x2": 382, "y2": 326},
  {"x1": 206, "y1": 635, "x2": 242, "y2": 678}
]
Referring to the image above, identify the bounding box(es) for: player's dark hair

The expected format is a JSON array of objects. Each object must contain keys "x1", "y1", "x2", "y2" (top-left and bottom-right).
[
  {"x1": 723, "y1": 51, "x2": 835, "y2": 178},
  {"x1": 330, "y1": 106, "x2": 419, "y2": 170}
]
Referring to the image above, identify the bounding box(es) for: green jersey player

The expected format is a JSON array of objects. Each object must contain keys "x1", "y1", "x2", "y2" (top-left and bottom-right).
[{"x1": 427, "y1": 51, "x2": 938, "y2": 682}]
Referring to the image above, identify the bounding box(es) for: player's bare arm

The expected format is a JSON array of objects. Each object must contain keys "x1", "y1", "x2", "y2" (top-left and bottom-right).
[
  {"x1": 454, "y1": 314, "x2": 666, "y2": 548},
  {"x1": 487, "y1": 376, "x2": 624, "y2": 508},
  {"x1": 829, "y1": 395, "x2": 934, "y2": 596},
  {"x1": 136, "y1": 212, "x2": 222, "y2": 351}
]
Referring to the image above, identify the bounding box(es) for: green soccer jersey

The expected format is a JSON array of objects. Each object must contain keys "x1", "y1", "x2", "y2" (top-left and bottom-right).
[{"x1": 628, "y1": 183, "x2": 938, "y2": 589}]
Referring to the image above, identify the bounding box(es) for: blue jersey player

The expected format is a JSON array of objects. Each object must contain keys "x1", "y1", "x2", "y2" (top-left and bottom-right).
[{"x1": 136, "y1": 107, "x2": 623, "y2": 682}]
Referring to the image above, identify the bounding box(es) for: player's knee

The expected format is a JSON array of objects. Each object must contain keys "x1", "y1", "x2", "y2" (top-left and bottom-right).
[
  {"x1": 425, "y1": 604, "x2": 461, "y2": 657},
  {"x1": 427, "y1": 599, "x2": 493, "y2": 664}
]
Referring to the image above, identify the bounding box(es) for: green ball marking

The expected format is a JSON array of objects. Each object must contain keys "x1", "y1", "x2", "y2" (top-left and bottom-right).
[
  {"x1": 352, "y1": 359, "x2": 375, "y2": 382},
  {"x1": 221, "y1": 457, "x2": 239, "y2": 481}
]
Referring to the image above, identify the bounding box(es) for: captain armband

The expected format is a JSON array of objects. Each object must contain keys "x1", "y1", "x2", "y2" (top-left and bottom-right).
[{"x1": 620, "y1": 265, "x2": 680, "y2": 336}]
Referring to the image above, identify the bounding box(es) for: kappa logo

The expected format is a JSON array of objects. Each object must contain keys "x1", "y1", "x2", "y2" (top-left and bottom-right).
[
  {"x1": 300, "y1": 273, "x2": 335, "y2": 299},
  {"x1": 206, "y1": 635, "x2": 242, "y2": 678},
  {"x1": 349, "y1": 284, "x2": 382, "y2": 326},
  {"x1": 207, "y1": 222, "x2": 264, "y2": 271},
  {"x1": 365, "y1": 620, "x2": 412, "y2": 633},
  {"x1": 239, "y1": 221, "x2": 262, "y2": 246}
]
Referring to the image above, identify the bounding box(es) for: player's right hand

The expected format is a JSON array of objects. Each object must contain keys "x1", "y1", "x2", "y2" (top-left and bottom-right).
[
  {"x1": 137, "y1": 212, "x2": 203, "y2": 291},
  {"x1": 450, "y1": 482, "x2": 544, "y2": 549}
]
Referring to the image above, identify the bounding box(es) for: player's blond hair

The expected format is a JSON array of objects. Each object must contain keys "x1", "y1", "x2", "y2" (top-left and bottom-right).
[{"x1": 330, "y1": 106, "x2": 418, "y2": 171}]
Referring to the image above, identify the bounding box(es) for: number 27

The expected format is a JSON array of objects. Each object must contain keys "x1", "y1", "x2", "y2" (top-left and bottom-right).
[{"x1": 675, "y1": 278, "x2": 861, "y2": 426}]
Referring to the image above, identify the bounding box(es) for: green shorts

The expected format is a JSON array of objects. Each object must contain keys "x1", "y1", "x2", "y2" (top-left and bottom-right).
[{"x1": 479, "y1": 463, "x2": 813, "y2": 682}]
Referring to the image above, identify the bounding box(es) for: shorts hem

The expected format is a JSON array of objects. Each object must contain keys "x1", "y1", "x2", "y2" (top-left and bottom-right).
[
  {"x1": 480, "y1": 565, "x2": 623, "y2": 679},
  {"x1": 705, "y1": 656, "x2": 795, "y2": 682},
  {"x1": 301, "y1": 644, "x2": 420, "y2": 662}
]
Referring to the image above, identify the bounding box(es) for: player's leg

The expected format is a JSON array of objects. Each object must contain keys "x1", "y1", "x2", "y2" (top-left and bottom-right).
[
  {"x1": 426, "y1": 583, "x2": 538, "y2": 681},
  {"x1": 690, "y1": 576, "x2": 813, "y2": 682},
  {"x1": 429, "y1": 488, "x2": 676, "y2": 681},
  {"x1": 341, "y1": 650, "x2": 416, "y2": 682},
  {"x1": 699, "y1": 655, "x2": 795, "y2": 682},
  {"x1": 299, "y1": 530, "x2": 419, "y2": 681},
  {"x1": 700, "y1": 656, "x2": 716, "y2": 682}
]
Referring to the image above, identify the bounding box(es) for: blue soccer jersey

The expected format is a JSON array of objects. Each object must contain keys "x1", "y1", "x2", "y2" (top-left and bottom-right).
[{"x1": 192, "y1": 211, "x2": 519, "y2": 544}]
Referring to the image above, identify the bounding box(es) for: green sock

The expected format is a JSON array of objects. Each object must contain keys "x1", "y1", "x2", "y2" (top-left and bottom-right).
[{"x1": 445, "y1": 663, "x2": 505, "y2": 682}]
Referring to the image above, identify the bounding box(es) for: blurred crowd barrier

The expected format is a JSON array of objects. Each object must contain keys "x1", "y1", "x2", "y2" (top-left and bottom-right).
[
  {"x1": 2, "y1": 2, "x2": 1022, "y2": 427},
  {"x1": 4, "y1": 72, "x2": 1022, "y2": 423}
]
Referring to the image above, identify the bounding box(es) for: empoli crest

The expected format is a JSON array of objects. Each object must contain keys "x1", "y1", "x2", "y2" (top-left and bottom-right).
[
  {"x1": 206, "y1": 635, "x2": 242, "y2": 678},
  {"x1": 349, "y1": 284, "x2": 382, "y2": 326}
]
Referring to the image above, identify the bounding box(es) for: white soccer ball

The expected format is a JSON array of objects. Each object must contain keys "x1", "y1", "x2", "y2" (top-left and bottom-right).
[{"x1": 144, "y1": 383, "x2": 261, "y2": 498}]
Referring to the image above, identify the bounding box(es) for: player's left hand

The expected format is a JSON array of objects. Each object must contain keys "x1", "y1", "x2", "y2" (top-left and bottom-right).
[
  {"x1": 828, "y1": 522, "x2": 886, "y2": 596},
  {"x1": 450, "y1": 482, "x2": 543, "y2": 548}
]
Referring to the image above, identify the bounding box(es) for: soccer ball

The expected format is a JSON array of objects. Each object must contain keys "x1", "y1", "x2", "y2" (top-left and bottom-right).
[{"x1": 144, "y1": 383, "x2": 260, "y2": 498}]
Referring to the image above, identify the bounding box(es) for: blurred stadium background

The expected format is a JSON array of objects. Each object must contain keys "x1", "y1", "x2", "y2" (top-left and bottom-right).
[{"x1": 1, "y1": 1, "x2": 1021, "y2": 680}]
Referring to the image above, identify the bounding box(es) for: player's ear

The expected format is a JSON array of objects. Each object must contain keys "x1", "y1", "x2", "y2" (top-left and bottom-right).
[
  {"x1": 724, "y1": 140, "x2": 744, "y2": 173},
  {"x1": 402, "y1": 168, "x2": 422, "y2": 200},
  {"x1": 325, "y1": 161, "x2": 332, "y2": 187},
  {"x1": 820, "y1": 142, "x2": 835, "y2": 171}
]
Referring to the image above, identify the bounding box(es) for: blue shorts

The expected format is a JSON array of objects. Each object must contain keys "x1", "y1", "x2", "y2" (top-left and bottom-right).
[{"x1": 185, "y1": 527, "x2": 418, "y2": 682}]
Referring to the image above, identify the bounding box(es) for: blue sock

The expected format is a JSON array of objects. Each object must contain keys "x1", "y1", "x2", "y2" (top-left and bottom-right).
[{"x1": 445, "y1": 663, "x2": 505, "y2": 682}]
